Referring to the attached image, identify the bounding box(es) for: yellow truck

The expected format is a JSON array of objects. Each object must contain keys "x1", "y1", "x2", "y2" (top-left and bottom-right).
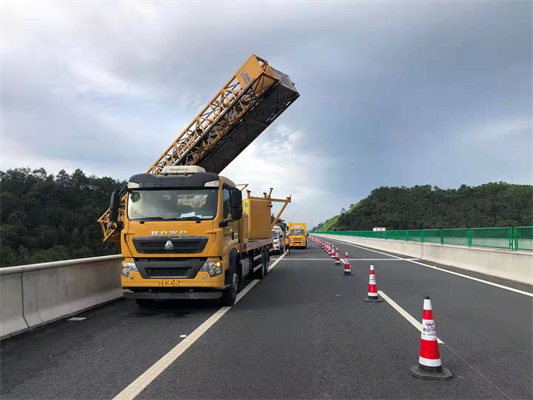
[
  {"x1": 99, "y1": 55, "x2": 299, "y2": 307},
  {"x1": 110, "y1": 166, "x2": 290, "y2": 306},
  {"x1": 288, "y1": 222, "x2": 308, "y2": 248}
]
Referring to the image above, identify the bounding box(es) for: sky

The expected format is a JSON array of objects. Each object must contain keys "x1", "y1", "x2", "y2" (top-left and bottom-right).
[{"x1": 1, "y1": 1, "x2": 531, "y2": 228}]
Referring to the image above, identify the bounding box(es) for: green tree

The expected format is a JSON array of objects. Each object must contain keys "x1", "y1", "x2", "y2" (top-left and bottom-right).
[{"x1": 0, "y1": 167, "x2": 125, "y2": 267}]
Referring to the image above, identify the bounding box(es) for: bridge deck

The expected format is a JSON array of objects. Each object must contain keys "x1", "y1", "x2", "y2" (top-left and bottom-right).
[{"x1": 1, "y1": 242, "x2": 531, "y2": 399}]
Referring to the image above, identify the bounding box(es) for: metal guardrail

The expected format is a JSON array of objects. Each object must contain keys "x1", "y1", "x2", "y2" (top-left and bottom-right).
[{"x1": 315, "y1": 226, "x2": 532, "y2": 251}]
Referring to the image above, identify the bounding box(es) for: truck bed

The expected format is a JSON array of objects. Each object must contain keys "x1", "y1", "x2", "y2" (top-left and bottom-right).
[{"x1": 239, "y1": 238, "x2": 273, "y2": 253}]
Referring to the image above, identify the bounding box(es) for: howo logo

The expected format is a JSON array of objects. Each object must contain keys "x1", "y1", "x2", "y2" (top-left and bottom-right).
[{"x1": 151, "y1": 231, "x2": 188, "y2": 237}]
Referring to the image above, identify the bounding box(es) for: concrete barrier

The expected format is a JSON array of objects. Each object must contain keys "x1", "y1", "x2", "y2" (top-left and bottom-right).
[
  {"x1": 0, "y1": 272, "x2": 28, "y2": 338},
  {"x1": 313, "y1": 234, "x2": 533, "y2": 285},
  {"x1": 0, "y1": 255, "x2": 122, "y2": 339}
]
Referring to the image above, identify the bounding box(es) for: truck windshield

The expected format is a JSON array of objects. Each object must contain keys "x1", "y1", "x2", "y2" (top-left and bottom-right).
[
  {"x1": 271, "y1": 231, "x2": 279, "y2": 238},
  {"x1": 127, "y1": 189, "x2": 218, "y2": 221},
  {"x1": 290, "y1": 229, "x2": 305, "y2": 235}
]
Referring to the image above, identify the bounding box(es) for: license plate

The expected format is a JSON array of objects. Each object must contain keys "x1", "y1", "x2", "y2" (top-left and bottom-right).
[{"x1": 159, "y1": 279, "x2": 179, "y2": 287}]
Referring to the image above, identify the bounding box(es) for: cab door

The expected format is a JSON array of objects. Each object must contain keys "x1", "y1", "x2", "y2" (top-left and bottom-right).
[{"x1": 221, "y1": 186, "x2": 238, "y2": 260}]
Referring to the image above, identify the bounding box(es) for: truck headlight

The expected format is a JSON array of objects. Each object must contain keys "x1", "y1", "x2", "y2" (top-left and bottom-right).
[
  {"x1": 200, "y1": 261, "x2": 223, "y2": 277},
  {"x1": 121, "y1": 261, "x2": 138, "y2": 277}
]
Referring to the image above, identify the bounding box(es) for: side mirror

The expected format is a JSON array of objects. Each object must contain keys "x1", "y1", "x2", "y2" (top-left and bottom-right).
[
  {"x1": 109, "y1": 191, "x2": 120, "y2": 222},
  {"x1": 230, "y1": 189, "x2": 243, "y2": 220}
]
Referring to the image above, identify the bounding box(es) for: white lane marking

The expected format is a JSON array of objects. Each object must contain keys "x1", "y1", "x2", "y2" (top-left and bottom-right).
[
  {"x1": 327, "y1": 238, "x2": 533, "y2": 298},
  {"x1": 236, "y1": 279, "x2": 259, "y2": 301},
  {"x1": 267, "y1": 251, "x2": 287, "y2": 272},
  {"x1": 67, "y1": 317, "x2": 86, "y2": 322},
  {"x1": 350, "y1": 258, "x2": 419, "y2": 261},
  {"x1": 179, "y1": 334, "x2": 187, "y2": 338},
  {"x1": 280, "y1": 258, "x2": 340, "y2": 261},
  {"x1": 378, "y1": 290, "x2": 444, "y2": 344},
  {"x1": 114, "y1": 253, "x2": 287, "y2": 400},
  {"x1": 113, "y1": 307, "x2": 232, "y2": 400},
  {"x1": 379, "y1": 287, "x2": 511, "y2": 399}
]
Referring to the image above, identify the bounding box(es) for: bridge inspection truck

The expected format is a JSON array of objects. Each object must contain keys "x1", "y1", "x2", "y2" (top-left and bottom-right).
[
  {"x1": 99, "y1": 54, "x2": 299, "y2": 306},
  {"x1": 288, "y1": 222, "x2": 308, "y2": 248}
]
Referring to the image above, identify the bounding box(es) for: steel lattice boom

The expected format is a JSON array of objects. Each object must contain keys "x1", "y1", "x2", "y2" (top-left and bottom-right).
[{"x1": 98, "y1": 54, "x2": 299, "y2": 242}]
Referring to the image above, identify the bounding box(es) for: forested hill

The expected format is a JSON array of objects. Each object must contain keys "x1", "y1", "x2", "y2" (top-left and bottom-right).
[
  {"x1": 1, "y1": 168, "x2": 124, "y2": 267},
  {"x1": 314, "y1": 183, "x2": 532, "y2": 232}
]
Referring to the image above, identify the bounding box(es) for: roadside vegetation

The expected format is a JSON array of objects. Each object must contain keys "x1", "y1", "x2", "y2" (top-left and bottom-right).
[
  {"x1": 0, "y1": 168, "x2": 123, "y2": 267},
  {"x1": 312, "y1": 183, "x2": 533, "y2": 232}
]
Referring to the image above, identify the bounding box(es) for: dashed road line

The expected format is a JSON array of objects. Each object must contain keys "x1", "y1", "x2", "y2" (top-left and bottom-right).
[
  {"x1": 378, "y1": 290, "x2": 443, "y2": 344},
  {"x1": 378, "y1": 290, "x2": 511, "y2": 398}
]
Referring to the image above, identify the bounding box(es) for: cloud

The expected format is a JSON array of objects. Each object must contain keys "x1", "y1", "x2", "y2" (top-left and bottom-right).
[
  {"x1": 223, "y1": 125, "x2": 352, "y2": 227},
  {"x1": 467, "y1": 119, "x2": 532, "y2": 140},
  {"x1": 1, "y1": 1, "x2": 531, "y2": 228}
]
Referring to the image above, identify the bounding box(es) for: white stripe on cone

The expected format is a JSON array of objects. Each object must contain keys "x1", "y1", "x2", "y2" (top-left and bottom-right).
[
  {"x1": 418, "y1": 297, "x2": 443, "y2": 369},
  {"x1": 368, "y1": 265, "x2": 378, "y2": 297},
  {"x1": 344, "y1": 252, "x2": 351, "y2": 273},
  {"x1": 419, "y1": 356, "x2": 442, "y2": 367}
]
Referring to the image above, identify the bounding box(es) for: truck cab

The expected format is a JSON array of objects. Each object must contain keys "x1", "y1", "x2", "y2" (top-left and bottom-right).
[
  {"x1": 113, "y1": 166, "x2": 246, "y2": 306},
  {"x1": 288, "y1": 222, "x2": 308, "y2": 248}
]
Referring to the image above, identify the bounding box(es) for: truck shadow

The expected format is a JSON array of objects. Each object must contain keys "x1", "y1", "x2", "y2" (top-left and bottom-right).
[{"x1": 131, "y1": 299, "x2": 221, "y2": 318}]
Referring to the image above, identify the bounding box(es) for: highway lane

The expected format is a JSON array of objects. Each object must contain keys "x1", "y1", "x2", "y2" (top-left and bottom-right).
[
  {"x1": 322, "y1": 236, "x2": 533, "y2": 400},
  {"x1": 136, "y1": 243, "x2": 507, "y2": 399},
  {"x1": 0, "y1": 297, "x2": 221, "y2": 399},
  {"x1": 1, "y1": 240, "x2": 530, "y2": 399}
]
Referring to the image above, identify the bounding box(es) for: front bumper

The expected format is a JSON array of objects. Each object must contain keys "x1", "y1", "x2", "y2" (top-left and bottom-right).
[
  {"x1": 124, "y1": 290, "x2": 222, "y2": 300},
  {"x1": 122, "y1": 271, "x2": 226, "y2": 289},
  {"x1": 121, "y1": 257, "x2": 226, "y2": 290}
]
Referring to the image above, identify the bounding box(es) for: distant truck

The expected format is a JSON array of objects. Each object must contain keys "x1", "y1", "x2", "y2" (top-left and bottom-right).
[
  {"x1": 288, "y1": 222, "x2": 307, "y2": 248},
  {"x1": 270, "y1": 225, "x2": 285, "y2": 254}
]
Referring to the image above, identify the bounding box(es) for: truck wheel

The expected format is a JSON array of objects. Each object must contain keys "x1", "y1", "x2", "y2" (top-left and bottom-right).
[
  {"x1": 135, "y1": 299, "x2": 155, "y2": 308},
  {"x1": 222, "y1": 271, "x2": 238, "y2": 306}
]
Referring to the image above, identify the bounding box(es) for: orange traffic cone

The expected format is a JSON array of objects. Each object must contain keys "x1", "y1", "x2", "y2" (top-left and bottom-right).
[
  {"x1": 330, "y1": 245, "x2": 335, "y2": 258},
  {"x1": 343, "y1": 252, "x2": 353, "y2": 275},
  {"x1": 334, "y1": 248, "x2": 341, "y2": 264},
  {"x1": 411, "y1": 297, "x2": 452, "y2": 380},
  {"x1": 363, "y1": 265, "x2": 383, "y2": 302}
]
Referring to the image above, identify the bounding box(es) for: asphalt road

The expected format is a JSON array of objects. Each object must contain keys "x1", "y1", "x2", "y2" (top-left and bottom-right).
[{"x1": 1, "y1": 240, "x2": 531, "y2": 399}]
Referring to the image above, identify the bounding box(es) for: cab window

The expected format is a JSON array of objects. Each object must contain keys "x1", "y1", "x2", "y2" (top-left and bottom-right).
[{"x1": 223, "y1": 188, "x2": 231, "y2": 220}]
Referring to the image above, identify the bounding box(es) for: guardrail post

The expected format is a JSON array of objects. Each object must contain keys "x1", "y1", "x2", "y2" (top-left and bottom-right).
[
  {"x1": 512, "y1": 227, "x2": 517, "y2": 251},
  {"x1": 467, "y1": 229, "x2": 472, "y2": 247},
  {"x1": 439, "y1": 229, "x2": 444, "y2": 245}
]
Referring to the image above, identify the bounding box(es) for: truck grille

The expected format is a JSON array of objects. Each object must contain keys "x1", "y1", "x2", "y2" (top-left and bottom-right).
[
  {"x1": 135, "y1": 258, "x2": 206, "y2": 279},
  {"x1": 132, "y1": 236, "x2": 208, "y2": 254},
  {"x1": 145, "y1": 268, "x2": 189, "y2": 278}
]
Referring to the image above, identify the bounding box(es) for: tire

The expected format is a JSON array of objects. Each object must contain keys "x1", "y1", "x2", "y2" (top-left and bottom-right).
[
  {"x1": 135, "y1": 299, "x2": 155, "y2": 308},
  {"x1": 222, "y1": 271, "x2": 238, "y2": 306}
]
